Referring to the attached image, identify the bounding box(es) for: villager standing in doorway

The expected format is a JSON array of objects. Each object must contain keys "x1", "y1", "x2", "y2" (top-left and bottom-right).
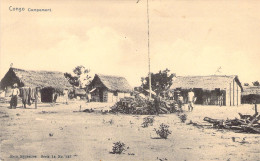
[
  {"x1": 177, "y1": 92, "x2": 184, "y2": 112},
  {"x1": 188, "y1": 88, "x2": 195, "y2": 112},
  {"x1": 63, "y1": 88, "x2": 69, "y2": 105},
  {"x1": 10, "y1": 83, "x2": 20, "y2": 109}
]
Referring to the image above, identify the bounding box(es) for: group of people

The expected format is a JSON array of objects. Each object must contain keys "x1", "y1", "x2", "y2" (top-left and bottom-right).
[
  {"x1": 9, "y1": 83, "x2": 70, "y2": 109},
  {"x1": 175, "y1": 88, "x2": 196, "y2": 112},
  {"x1": 153, "y1": 88, "x2": 196, "y2": 115}
]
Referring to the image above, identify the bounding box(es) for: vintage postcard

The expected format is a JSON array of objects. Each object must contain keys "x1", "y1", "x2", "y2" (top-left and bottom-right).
[{"x1": 0, "y1": 0, "x2": 260, "y2": 161}]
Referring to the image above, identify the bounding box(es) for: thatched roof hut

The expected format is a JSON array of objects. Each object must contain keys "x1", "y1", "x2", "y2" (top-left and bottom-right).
[
  {"x1": 241, "y1": 86, "x2": 260, "y2": 104},
  {"x1": 170, "y1": 75, "x2": 243, "y2": 106},
  {"x1": 90, "y1": 74, "x2": 133, "y2": 93},
  {"x1": 0, "y1": 68, "x2": 72, "y2": 91},
  {"x1": 242, "y1": 86, "x2": 260, "y2": 96},
  {"x1": 89, "y1": 74, "x2": 132, "y2": 102},
  {"x1": 171, "y1": 75, "x2": 242, "y2": 90}
]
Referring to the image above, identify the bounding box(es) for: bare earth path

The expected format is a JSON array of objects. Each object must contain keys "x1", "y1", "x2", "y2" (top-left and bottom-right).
[{"x1": 0, "y1": 101, "x2": 259, "y2": 161}]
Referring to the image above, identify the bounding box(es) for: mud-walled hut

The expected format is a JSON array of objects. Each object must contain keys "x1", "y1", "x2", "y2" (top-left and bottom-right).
[
  {"x1": 0, "y1": 68, "x2": 72, "y2": 103},
  {"x1": 170, "y1": 75, "x2": 243, "y2": 106},
  {"x1": 242, "y1": 86, "x2": 260, "y2": 104},
  {"x1": 89, "y1": 74, "x2": 132, "y2": 102}
]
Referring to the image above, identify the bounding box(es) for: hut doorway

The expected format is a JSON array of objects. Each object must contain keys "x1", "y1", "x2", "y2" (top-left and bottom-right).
[
  {"x1": 41, "y1": 87, "x2": 54, "y2": 103},
  {"x1": 193, "y1": 88, "x2": 203, "y2": 104},
  {"x1": 99, "y1": 89, "x2": 103, "y2": 102}
]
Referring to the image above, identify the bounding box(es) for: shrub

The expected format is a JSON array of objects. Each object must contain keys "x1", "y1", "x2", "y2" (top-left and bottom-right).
[
  {"x1": 111, "y1": 141, "x2": 126, "y2": 154},
  {"x1": 154, "y1": 123, "x2": 172, "y2": 139},
  {"x1": 108, "y1": 119, "x2": 114, "y2": 125},
  {"x1": 179, "y1": 114, "x2": 187, "y2": 123},
  {"x1": 141, "y1": 116, "x2": 154, "y2": 128}
]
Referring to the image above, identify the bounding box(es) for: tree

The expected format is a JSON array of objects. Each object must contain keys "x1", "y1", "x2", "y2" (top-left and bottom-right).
[
  {"x1": 64, "y1": 65, "x2": 91, "y2": 88},
  {"x1": 252, "y1": 81, "x2": 260, "y2": 86},
  {"x1": 141, "y1": 68, "x2": 175, "y2": 95},
  {"x1": 244, "y1": 83, "x2": 249, "y2": 86},
  {"x1": 64, "y1": 73, "x2": 79, "y2": 87}
]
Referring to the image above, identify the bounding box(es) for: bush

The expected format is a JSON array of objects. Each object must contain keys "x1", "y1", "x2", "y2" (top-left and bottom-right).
[
  {"x1": 141, "y1": 116, "x2": 154, "y2": 128},
  {"x1": 179, "y1": 114, "x2": 187, "y2": 123},
  {"x1": 154, "y1": 123, "x2": 172, "y2": 139},
  {"x1": 108, "y1": 119, "x2": 114, "y2": 125},
  {"x1": 111, "y1": 141, "x2": 126, "y2": 154}
]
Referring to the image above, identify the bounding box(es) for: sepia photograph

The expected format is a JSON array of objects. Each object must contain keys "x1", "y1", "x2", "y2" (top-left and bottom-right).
[{"x1": 0, "y1": 0, "x2": 260, "y2": 160}]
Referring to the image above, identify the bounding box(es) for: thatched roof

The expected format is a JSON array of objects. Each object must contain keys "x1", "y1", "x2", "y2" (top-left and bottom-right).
[
  {"x1": 90, "y1": 74, "x2": 132, "y2": 92},
  {"x1": 0, "y1": 68, "x2": 72, "y2": 90},
  {"x1": 242, "y1": 86, "x2": 260, "y2": 95},
  {"x1": 74, "y1": 88, "x2": 86, "y2": 95},
  {"x1": 170, "y1": 75, "x2": 243, "y2": 90}
]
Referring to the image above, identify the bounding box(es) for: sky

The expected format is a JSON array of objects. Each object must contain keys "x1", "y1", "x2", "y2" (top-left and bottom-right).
[{"x1": 1, "y1": 0, "x2": 260, "y2": 87}]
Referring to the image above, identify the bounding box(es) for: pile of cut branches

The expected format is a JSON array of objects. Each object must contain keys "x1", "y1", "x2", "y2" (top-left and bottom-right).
[{"x1": 204, "y1": 105, "x2": 260, "y2": 134}]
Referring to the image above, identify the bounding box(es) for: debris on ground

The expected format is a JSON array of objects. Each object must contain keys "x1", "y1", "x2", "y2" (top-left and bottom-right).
[
  {"x1": 110, "y1": 96, "x2": 180, "y2": 115},
  {"x1": 203, "y1": 105, "x2": 260, "y2": 134},
  {"x1": 82, "y1": 108, "x2": 94, "y2": 113}
]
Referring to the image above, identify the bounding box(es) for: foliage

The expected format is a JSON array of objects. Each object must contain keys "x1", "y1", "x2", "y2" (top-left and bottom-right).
[
  {"x1": 141, "y1": 68, "x2": 175, "y2": 95},
  {"x1": 64, "y1": 65, "x2": 91, "y2": 88},
  {"x1": 179, "y1": 114, "x2": 187, "y2": 123},
  {"x1": 141, "y1": 116, "x2": 154, "y2": 128},
  {"x1": 111, "y1": 141, "x2": 126, "y2": 154},
  {"x1": 252, "y1": 81, "x2": 260, "y2": 86},
  {"x1": 64, "y1": 73, "x2": 79, "y2": 87},
  {"x1": 244, "y1": 83, "x2": 249, "y2": 86},
  {"x1": 154, "y1": 123, "x2": 172, "y2": 139}
]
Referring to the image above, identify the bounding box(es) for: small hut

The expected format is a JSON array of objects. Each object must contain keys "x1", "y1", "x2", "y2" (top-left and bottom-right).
[
  {"x1": 170, "y1": 75, "x2": 243, "y2": 106},
  {"x1": 0, "y1": 68, "x2": 72, "y2": 103},
  {"x1": 89, "y1": 74, "x2": 132, "y2": 102},
  {"x1": 73, "y1": 88, "x2": 87, "y2": 99},
  {"x1": 242, "y1": 86, "x2": 260, "y2": 104}
]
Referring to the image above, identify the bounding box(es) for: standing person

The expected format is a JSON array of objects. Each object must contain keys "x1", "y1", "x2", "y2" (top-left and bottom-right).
[
  {"x1": 88, "y1": 92, "x2": 91, "y2": 102},
  {"x1": 219, "y1": 93, "x2": 224, "y2": 107},
  {"x1": 188, "y1": 88, "x2": 195, "y2": 112},
  {"x1": 168, "y1": 91, "x2": 173, "y2": 100},
  {"x1": 63, "y1": 88, "x2": 69, "y2": 105},
  {"x1": 10, "y1": 83, "x2": 20, "y2": 109},
  {"x1": 177, "y1": 92, "x2": 184, "y2": 112},
  {"x1": 154, "y1": 94, "x2": 161, "y2": 115}
]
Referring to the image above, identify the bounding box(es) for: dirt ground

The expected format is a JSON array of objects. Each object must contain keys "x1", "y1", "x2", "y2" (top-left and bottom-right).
[{"x1": 0, "y1": 101, "x2": 259, "y2": 161}]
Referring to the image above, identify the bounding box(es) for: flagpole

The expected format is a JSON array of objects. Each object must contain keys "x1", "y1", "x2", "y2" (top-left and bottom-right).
[{"x1": 147, "y1": 0, "x2": 152, "y2": 100}]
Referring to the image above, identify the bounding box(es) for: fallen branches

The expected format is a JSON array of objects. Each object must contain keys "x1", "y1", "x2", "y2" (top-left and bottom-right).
[
  {"x1": 110, "y1": 97, "x2": 179, "y2": 115},
  {"x1": 204, "y1": 105, "x2": 260, "y2": 134}
]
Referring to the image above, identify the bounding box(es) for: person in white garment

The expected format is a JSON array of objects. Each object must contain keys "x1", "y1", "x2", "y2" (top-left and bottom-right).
[
  {"x1": 10, "y1": 83, "x2": 20, "y2": 109},
  {"x1": 63, "y1": 89, "x2": 69, "y2": 105},
  {"x1": 188, "y1": 88, "x2": 195, "y2": 112}
]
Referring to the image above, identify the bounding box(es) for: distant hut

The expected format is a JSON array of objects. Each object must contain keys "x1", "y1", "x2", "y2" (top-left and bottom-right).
[
  {"x1": 242, "y1": 86, "x2": 260, "y2": 104},
  {"x1": 89, "y1": 74, "x2": 132, "y2": 102},
  {"x1": 73, "y1": 88, "x2": 87, "y2": 99},
  {"x1": 0, "y1": 68, "x2": 72, "y2": 103},
  {"x1": 170, "y1": 75, "x2": 243, "y2": 106}
]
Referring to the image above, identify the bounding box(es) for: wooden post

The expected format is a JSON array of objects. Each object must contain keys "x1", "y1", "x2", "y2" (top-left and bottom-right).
[
  {"x1": 35, "y1": 87, "x2": 38, "y2": 109},
  {"x1": 255, "y1": 103, "x2": 258, "y2": 115}
]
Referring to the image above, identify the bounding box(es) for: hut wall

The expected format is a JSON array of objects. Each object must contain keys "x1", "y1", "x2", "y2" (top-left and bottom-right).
[
  {"x1": 107, "y1": 92, "x2": 114, "y2": 102},
  {"x1": 226, "y1": 83, "x2": 232, "y2": 106},
  {"x1": 103, "y1": 89, "x2": 108, "y2": 102},
  {"x1": 237, "y1": 82, "x2": 242, "y2": 106},
  {"x1": 5, "y1": 86, "x2": 12, "y2": 97},
  {"x1": 105, "y1": 92, "x2": 131, "y2": 103},
  {"x1": 225, "y1": 81, "x2": 242, "y2": 106},
  {"x1": 91, "y1": 90, "x2": 100, "y2": 102}
]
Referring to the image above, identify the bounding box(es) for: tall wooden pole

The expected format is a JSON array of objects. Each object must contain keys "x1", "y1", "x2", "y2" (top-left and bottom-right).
[
  {"x1": 35, "y1": 87, "x2": 38, "y2": 109},
  {"x1": 147, "y1": 0, "x2": 152, "y2": 100}
]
